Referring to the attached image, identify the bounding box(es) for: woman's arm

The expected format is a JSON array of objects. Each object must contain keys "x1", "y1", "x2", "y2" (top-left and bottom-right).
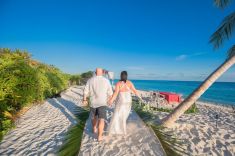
[
  {"x1": 108, "y1": 82, "x2": 120, "y2": 105},
  {"x1": 129, "y1": 81, "x2": 142, "y2": 99}
]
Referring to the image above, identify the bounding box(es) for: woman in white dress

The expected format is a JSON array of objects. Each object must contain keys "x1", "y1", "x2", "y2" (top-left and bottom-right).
[{"x1": 108, "y1": 71, "x2": 141, "y2": 135}]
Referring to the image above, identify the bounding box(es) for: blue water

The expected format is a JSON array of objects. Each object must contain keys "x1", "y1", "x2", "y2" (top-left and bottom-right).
[{"x1": 114, "y1": 80, "x2": 235, "y2": 106}]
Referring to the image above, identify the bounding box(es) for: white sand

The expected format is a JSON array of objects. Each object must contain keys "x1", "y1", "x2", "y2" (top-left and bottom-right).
[
  {"x1": 2, "y1": 85, "x2": 233, "y2": 156},
  {"x1": 139, "y1": 90, "x2": 235, "y2": 155},
  {"x1": 0, "y1": 86, "x2": 166, "y2": 156},
  {"x1": 0, "y1": 86, "x2": 84, "y2": 155}
]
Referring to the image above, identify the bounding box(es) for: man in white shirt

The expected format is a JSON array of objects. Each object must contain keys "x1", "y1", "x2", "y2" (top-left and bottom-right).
[{"x1": 83, "y1": 68, "x2": 113, "y2": 141}]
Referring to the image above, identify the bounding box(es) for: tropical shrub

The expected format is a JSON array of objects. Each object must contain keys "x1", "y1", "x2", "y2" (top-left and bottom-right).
[
  {"x1": 80, "y1": 71, "x2": 93, "y2": 84},
  {"x1": 68, "y1": 71, "x2": 93, "y2": 86},
  {"x1": 0, "y1": 48, "x2": 69, "y2": 140},
  {"x1": 69, "y1": 74, "x2": 82, "y2": 85}
]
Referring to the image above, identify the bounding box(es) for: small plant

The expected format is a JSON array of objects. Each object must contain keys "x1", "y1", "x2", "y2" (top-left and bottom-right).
[
  {"x1": 185, "y1": 103, "x2": 198, "y2": 114},
  {"x1": 58, "y1": 107, "x2": 89, "y2": 156},
  {"x1": 142, "y1": 103, "x2": 198, "y2": 114},
  {"x1": 155, "y1": 107, "x2": 172, "y2": 113},
  {"x1": 150, "y1": 125, "x2": 187, "y2": 156}
]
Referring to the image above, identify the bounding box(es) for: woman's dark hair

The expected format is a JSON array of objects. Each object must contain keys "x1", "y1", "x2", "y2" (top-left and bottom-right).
[{"x1": 120, "y1": 71, "x2": 128, "y2": 83}]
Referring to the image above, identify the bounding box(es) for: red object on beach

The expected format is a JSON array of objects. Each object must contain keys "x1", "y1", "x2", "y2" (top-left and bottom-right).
[{"x1": 159, "y1": 92, "x2": 181, "y2": 104}]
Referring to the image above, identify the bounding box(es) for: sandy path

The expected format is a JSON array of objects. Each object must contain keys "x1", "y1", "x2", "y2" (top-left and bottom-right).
[
  {"x1": 0, "y1": 86, "x2": 166, "y2": 156},
  {"x1": 79, "y1": 107, "x2": 165, "y2": 156},
  {"x1": 0, "y1": 86, "x2": 84, "y2": 156}
]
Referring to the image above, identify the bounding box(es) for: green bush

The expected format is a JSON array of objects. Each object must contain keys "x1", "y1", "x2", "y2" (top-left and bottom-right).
[
  {"x1": 69, "y1": 75, "x2": 82, "y2": 85},
  {"x1": 80, "y1": 71, "x2": 93, "y2": 84},
  {"x1": 68, "y1": 71, "x2": 93, "y2": 86},
  {"x1": 0, "y1": 48, "x2": 93, "y2": 140},
  {"x1": 0, "y1": 48, "x2": 69, "y2": 139}
]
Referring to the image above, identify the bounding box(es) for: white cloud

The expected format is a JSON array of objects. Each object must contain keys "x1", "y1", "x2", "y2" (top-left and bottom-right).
[
  {"x1": 176, "y1": 52, "x2": 207, "y2": 61},
  {"x1": 192, "y1": 52, "x2": 207, "y2": 56},
  {"x1": 126, "y1": 66, "x2": 145, "y2": 70},
  {"x1": 176, "y1": 54, "x2": 187, "y2": 61}
]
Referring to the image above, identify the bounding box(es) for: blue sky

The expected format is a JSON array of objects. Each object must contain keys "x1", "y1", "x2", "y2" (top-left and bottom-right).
[{"x1": 0, "y1": 0, "x2": 235, "y2": 82}]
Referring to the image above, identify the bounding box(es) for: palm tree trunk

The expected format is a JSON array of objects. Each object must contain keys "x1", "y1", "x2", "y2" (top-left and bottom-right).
[{"x1": 161, "y1": 55, "x2": 235, "y2": 127}]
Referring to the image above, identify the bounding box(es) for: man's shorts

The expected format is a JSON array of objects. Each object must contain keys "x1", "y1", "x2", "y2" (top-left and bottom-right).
[{"x1": 90, "y1": 106, "x2": 107, "y2": 119}]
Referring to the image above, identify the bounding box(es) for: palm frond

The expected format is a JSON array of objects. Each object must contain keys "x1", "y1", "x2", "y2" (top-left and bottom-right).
[
  {"x1": 227, "y1": 44, "x2": 235, "y2": 58},
  {"x1": 210, "y1": 11, "x2": 235, "y2": 49},
  {"x1": 132, "y1": 100, "x2": 188, "y2": 156},
  {"x1": 213, "y1": 0, "x2": 232, "y2": 9},
  {"x1": 150, "y1": 125, "x2": 188, "y2": 156},
  {"x1": 58, "y1": 107, "x2": 89, "y2": 156}
]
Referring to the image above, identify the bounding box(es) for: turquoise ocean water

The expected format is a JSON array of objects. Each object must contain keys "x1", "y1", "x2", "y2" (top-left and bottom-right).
[{"x1": 114, "y1": 80, "x2": 235, "y2": 106}]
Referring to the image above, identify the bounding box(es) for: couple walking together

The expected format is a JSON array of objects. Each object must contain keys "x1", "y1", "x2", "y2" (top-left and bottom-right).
[{"x1": 83, "y1": 68, "x2": 141, "y2": 141}]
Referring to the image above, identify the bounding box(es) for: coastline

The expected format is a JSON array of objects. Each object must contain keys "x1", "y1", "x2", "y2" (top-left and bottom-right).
[
  {"x1": 127, "y1": 79, "x2": 235, "y2": 107},
  {"x1": 138, "y1": 89, "x2": 235, "y2": 111},
  {"x1": 196, "y1": 100, "x2": 235, "y2": 113}
]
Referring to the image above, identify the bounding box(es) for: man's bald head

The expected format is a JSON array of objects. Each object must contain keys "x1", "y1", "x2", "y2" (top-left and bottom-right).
[{"x1": 96, "y1": 68, "x2": 103, "y2": 76}]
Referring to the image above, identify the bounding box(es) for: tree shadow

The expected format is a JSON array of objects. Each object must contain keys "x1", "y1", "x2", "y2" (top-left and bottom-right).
[
  {"x1": 49, "y1": 97, "x2": 94, "y2": 133},
  {"x1": 70, "y1": 89, "x2": 83, "y2": 97},
  {"x1": 47, "y1": 98, "x2": 78, "y2": 125}
]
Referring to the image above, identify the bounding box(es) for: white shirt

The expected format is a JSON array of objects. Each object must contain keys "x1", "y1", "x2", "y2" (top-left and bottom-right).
[{"x1": 84, "y1": 76, "x2": 113, "y2": 108}]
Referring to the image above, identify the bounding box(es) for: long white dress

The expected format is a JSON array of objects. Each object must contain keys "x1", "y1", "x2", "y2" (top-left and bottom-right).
[{"x1": 108, "y1": 82, "x2": 132, "y2": 135}]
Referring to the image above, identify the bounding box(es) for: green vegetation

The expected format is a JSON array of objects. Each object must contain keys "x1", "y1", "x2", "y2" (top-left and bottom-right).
[
  {"x1": 144, "y1": 103, "x2": 198, "y2": 114},
  {"x1": 68, "y1": 71, "x2": 93, "y2": 86},
  {"x1": 58, "y1": 107, "x2": 89, "y2": 156},
  {"x1": 80, "y1": 71, "x2": 93, "y2": 85},
  {"x1": 0, "y1": 48, "x2": 70, "y2": 140},
  {"x1": 154, "y1": 107, "x2": 172, "y2": 113},
  {"x1": 133, "y1": 100, "x2": 187, "y2": 156},
  {"x1": 154, "y1": 103, "x2": 198, "y2": 114},
  {"x1": 0, "y1": 48, "x2": 94, "y2": 141},
  {"x1": 69, "y1": 75, "x2": 82, "y2": 85},
  {"x1": 185, "y1": 103, "x2": 198, "y2": 114}
]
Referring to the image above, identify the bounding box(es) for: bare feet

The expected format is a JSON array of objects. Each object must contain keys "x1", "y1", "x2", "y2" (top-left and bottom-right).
[
  {"x1": 123, "y1": 135, "x2": 127, "y2": 140},
  {"x1": 98, "y1": 135, "x2": 103, "y2": 142},
  {"x1": 93, "y1": 127, "x2": 98, "y2": 134}
]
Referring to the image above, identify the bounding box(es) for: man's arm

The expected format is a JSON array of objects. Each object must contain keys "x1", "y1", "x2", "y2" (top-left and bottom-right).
[
  {"x1": 83, "y1": 80, "x2": 90, "y2": 106},
  {"x1": 107, "y1": 80, "x2": 113, "y2": 98},
  {"x1": 108, "y1": 83, "x2": 119, "y2": 105}
]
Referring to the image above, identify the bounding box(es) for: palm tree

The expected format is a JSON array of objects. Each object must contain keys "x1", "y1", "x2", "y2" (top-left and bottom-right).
[{"x1": 161, "y1": 0, "x2": 235, "y2": 127}]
